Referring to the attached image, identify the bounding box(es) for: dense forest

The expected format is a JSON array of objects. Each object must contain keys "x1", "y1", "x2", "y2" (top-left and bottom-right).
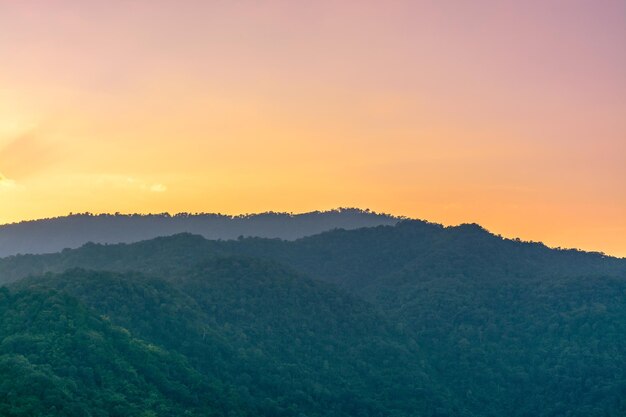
[
  {"x1": 0, "y1": 209, "x2": 399, "y2": 258},
  {"x1": 1, "y1": 221, "x2": 625, "y2": 416}
]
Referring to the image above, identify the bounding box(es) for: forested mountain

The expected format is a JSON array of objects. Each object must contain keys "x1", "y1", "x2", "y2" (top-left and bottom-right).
[
  {"x1": 0, "y1": 209, "x2": 399, "y2": 258},
  {"x1": 0, "y1": 285, "x2": 227, "y2": 417},
  {"x1": 1, "y1": 221, "x2": 625, "y2": 416},
  {"x1": 3, "y1": 262, "x2": 451, "y2": 417},
  {"x1": 2, "y1": 220, "x2": 623, "y2": 288}
]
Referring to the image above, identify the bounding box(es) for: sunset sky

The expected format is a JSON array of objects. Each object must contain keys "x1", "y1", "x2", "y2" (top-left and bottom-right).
[{"x1": 0, "y1": 1, "x2": 624, "y2": 256}]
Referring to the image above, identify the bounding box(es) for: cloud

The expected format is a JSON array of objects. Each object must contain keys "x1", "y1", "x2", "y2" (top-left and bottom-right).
[
  {"x1": 91, "y1": 174, "x2": 167, "y2": 193},
  {"x1": 149, "y1": 183, "x2": 167, "y2": 193},
  {"x1": 0, "y1": 173, "x2": 16, "y2": 189}
]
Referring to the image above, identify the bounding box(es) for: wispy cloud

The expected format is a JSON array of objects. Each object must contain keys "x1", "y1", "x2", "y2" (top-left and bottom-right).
[
  {"x1": 149, "y1": 183, "x2": 167, "y2": 193},
  {"x1": 92, "y1": 174, "x2": 167, "y2": 193},
  {"x1": 0, "y1": 173, "x2": 16, "y2": 189}
]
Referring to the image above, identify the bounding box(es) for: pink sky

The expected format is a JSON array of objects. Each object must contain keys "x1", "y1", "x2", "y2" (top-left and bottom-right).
[{"x1": 0, "y1": 1, "x2": 625, "y2": 255}]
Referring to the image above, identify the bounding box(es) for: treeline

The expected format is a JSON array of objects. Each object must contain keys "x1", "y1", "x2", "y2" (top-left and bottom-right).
[
  {"x1": 0, "y1": 208, "x2": 400, "y2": 258},
  {"x1": 3, "y1": 208, "x2": 396, "y2": 224}
]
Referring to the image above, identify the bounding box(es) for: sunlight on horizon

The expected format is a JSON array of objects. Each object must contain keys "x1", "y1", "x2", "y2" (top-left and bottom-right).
[{"x1": 1, "y1": 1, "x2": 624, "y2": 256}]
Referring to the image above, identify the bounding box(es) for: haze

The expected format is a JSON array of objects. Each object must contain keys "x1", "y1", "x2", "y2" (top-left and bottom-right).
[{"x1": 0, "y1": 1, "x2": 624, "y2": 256}]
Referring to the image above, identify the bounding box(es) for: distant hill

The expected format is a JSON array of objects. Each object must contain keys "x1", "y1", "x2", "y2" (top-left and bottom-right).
[
  {"x1": 2, "y1": 220, "x2": 623, "y2": 288},
  {"x1": 0, "y1": 208, "x2": 400, "y2": 258}
]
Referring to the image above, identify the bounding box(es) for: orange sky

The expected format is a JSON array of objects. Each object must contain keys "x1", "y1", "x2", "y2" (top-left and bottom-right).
[{"x1": 0, "y1": 1, "x2": 625, "y2": 256}]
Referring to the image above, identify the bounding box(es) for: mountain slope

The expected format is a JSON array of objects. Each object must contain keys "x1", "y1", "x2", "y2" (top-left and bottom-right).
[
  {"x1": 9, "y1": 262, "x2": 452, "y2": 417},
  {"x1": 0, "y1": 286, "x2": 235, "y2": 417},
  {"x1": 0, "y1": 209, "x2": 399, "y2": 258},
  {"x1": 2, "y1": 222, "x2": 626, "y2": 416},
  {"x1": 2, "y1": 220, "x2": 623, "y2": 289}
]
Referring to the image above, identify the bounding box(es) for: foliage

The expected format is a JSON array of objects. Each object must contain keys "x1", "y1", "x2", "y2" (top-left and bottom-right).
[
  {"x1": 6, "y1": 263, "x2": 450, "y2": 416},
  {"x1": 1, "y1": 221, "x2": 625, "y2": 416}
]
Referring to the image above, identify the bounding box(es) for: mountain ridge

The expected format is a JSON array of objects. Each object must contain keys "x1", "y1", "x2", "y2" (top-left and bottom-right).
[
  {"x1": 1, "y1": 220, "x2": 623, "y2": 288},
  {"x1": 0, "y1": 208, "x2": 401, "y2": 258},
  {"x1": 0, "y1": 208, "x2": 619, "y2": 260}
]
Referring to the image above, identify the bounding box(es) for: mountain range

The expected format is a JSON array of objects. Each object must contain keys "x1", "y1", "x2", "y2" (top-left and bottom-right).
[
  {"x1": 0, "y1": 209, "x2": 399, "y2": 258},
  {"x1": 0, "y1": 213, "x2": 625, "y2": 416}
]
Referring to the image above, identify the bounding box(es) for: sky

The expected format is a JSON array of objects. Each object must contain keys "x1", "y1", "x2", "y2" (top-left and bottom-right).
[{"x1": 0, "y1": 0, "x2": 624, "y2": 256}]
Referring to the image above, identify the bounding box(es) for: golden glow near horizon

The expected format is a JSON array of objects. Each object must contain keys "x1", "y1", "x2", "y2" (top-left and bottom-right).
[{"x1": 1, "y1": 1, "x2": 625, "y2": 256}]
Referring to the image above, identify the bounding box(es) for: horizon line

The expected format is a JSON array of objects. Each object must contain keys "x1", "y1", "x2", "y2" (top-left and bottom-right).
[{"x1": 0, "y1": 207, "x2": 621, "y2": 259}]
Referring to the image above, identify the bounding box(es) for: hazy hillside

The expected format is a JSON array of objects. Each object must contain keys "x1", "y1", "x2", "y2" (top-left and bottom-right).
[
  {"x1": 2, "y1": 220, "x2": 623, "y2": 288},
  {"x1": 0, "y1": 208, "x2": 399, "y2": 258}
]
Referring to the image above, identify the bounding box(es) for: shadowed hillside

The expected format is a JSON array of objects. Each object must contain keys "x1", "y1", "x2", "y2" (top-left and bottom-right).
[
  {"x1": 2, "y1": 220, "x2": 623, "y2": 288},
  {"x1": 0, "y1": 208, "x2": 399, "y2": 258}
]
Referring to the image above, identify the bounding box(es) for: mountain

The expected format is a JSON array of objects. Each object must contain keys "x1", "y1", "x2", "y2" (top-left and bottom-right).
[
  {"x1": 0, "y1": 285, "x2": 227, "y2": 417},
  {"x1": 0, "y1": 208, "x2": 399, "y2": 258},
  {"x1": 2, "y1": 220, "x2": 623, "y2": 289},
  {"x1": 4, "y1": 262, "x2": 451, "y2": 417},
  {"x1": 1, "y1": 221, "x2": 625, "y2": 416}
]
